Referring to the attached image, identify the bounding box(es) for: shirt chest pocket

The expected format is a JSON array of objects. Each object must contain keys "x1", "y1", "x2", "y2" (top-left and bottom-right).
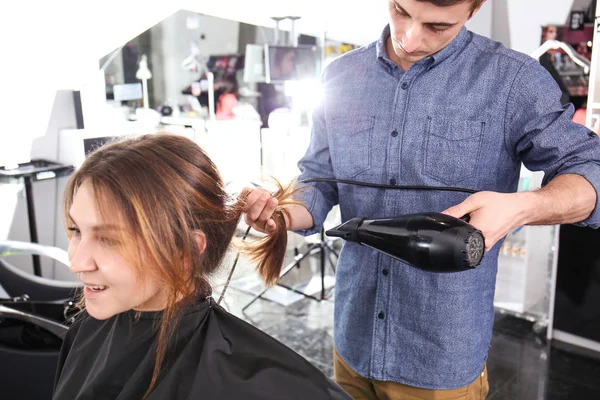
[
  {"x1": 329, "y1": 116, "x2": 374, "y2": 179},
  {"x1": 423, "y1": 116, "x2": 485, "y2": 186}
]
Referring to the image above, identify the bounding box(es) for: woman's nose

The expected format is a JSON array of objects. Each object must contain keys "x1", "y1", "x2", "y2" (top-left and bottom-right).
[{"x1": 68, "y1": 241, "x2": 97, "y2": 274}]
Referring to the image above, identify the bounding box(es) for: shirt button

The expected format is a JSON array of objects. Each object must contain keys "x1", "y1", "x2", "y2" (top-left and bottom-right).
[
  {"x1": 378, "y1": 312, "x2": 385, "y2": 319},
  {"x1": 391, "y1": 130, "x2": 398, "y2": 137},
  {"x1": 401, "y1": 82, "x2": 409, "y2": 90},
  {"x1": 589, "y1": 131, "x2": 597, "y2": 137},
  {"x1": 382, "y1": 269, "x2": 389, "y2": 276},
  {"x1": 389, "y1": 178, "x2": 396, "y2": 186}
]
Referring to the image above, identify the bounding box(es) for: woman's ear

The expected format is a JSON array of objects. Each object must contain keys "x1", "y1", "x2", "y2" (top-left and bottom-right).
[{"x1": 193, "y1": 230, "x2": 207, "y2": 254}]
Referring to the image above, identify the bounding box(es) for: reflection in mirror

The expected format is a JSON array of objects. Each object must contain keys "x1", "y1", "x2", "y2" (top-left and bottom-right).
[
  {"x1": 99, "y1": 10, "x2": 317, "y2": 126},
  {"x1": 97, "y1": 9, "x2": 360, "y2": 129}
]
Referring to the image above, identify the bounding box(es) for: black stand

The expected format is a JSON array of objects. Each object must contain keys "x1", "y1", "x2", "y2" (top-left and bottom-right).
[
  {"x1": 242, "y1": 228, "x2": 339, "y2": 311},
  {"x1": 0, "y1": 160, "x2": 73, "y2": 277},
  {"x1": 23, "y1": 177, "x2": 40, "y2": 276}
]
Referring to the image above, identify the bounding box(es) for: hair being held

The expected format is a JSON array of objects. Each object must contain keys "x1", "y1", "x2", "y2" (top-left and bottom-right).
[
  {"x1": 62, "y1": 133, "x2": 299, "y2": 398},
  {"x1": 234, "y1": 180, "x2": 303, "y2": 286}
]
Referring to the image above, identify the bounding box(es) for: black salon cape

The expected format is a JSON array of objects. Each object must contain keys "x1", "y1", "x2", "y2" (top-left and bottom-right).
[{"x1": 53, "y1": 297, "x2": 351, "y2": 400}]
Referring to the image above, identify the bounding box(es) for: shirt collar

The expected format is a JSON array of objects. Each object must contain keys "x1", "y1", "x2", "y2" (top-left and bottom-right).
[
  {"x1": 376, "y1": 24, "x2": 470, "y2": 70},
  {"x1": 376, "y1": 25, "x2": 396, "y2": 71}
]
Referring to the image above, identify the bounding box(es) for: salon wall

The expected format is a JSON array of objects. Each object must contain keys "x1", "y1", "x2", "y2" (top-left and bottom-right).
[
  {"x1": 495, "y1": 0, "x2": 576, "y2": 55},
  {"x1": 465, "y1": 0, "x2": 493, "y2": 39},
  {"x1": 0, "y1": 2, "x2": 179, "y2": 160}
]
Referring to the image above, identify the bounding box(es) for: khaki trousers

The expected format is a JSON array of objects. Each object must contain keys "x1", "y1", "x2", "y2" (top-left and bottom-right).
[{"x1": 333, "y1": 349, "x2": 489, "y2": 400}]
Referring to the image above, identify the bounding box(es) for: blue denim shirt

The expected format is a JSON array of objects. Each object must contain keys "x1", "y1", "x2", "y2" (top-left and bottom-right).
[{"x1": 295, "y1": 26, "x2": 600, "y2": 389}]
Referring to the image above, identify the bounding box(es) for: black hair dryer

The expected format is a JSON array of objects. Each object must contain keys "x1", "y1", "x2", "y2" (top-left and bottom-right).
[{"x1": 326, "y1": 212, "x2": 485, "y2": 273}]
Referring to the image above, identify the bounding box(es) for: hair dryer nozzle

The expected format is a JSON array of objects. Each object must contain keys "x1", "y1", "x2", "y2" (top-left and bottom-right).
[
  {"x1": 326, "y1": 217, "x2": 365, "y2": 242},
  {"x1": 327, "y1": 213, "x2": 485, "y2": 273}
]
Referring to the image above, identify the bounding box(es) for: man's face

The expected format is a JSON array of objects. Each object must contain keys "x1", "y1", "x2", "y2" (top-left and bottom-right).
[{"x1": 387, "y1": 0, "x2": 482, "y2": 69}]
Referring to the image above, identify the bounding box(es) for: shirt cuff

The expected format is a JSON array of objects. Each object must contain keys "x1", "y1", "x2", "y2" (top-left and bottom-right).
[
  {"x1": 553, "y1": 165, "x2": 600, "y2": 228},
  {"x1": 292, "y1": 184, "x2": 325, "y2": 237}
]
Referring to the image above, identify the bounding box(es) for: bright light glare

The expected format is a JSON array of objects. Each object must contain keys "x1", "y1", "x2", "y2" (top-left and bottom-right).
[{"x1": 284, "y1": 80, "x2": 323, "y2": 110}]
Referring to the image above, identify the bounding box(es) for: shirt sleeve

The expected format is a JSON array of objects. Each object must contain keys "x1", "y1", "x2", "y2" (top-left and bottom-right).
[
  {"x1": 505, "y1": 58, "x2": 600, "y2": 228},
  {"x1": 293, "y1": 68, "x2": 340, "y2": 236}
]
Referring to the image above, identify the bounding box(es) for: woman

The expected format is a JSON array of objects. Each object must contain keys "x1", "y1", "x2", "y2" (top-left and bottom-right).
[{"x1": 53, "y1": 133, "x2": 350, "y2": 400}]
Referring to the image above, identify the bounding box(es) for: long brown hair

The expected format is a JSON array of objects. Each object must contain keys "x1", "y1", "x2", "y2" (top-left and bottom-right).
[{"x1": 63, "y1": 133, "x2": 300, "y2": 398}]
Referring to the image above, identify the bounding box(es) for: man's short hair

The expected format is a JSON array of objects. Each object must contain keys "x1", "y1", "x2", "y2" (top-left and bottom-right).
[{"x1": 416, "y1": 0, "x2": 485, "y2": 15}]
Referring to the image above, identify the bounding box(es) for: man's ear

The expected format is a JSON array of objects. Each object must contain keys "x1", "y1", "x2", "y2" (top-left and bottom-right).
[
  {"x1": 193, "y1": 230, "x2": 207, "y2": 254},
  {"x1": 469, "y1": 0, "x2": 486, "y2": 19}
]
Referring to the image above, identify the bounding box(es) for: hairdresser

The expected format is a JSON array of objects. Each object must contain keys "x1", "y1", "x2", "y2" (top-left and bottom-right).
[{"x1": 242, "y1": 1, "x2": 600, "y2": 399}]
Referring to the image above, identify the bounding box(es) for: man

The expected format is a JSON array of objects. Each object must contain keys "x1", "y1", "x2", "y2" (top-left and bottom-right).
[{"x1": 243, "y1": 1, "x2": 600, "y2": 399}]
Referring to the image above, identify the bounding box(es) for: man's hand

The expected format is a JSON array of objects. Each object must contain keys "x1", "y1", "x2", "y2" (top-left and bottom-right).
[
  {"x1": 240, "y1": 187, "x2": 315, "y2": 233},
  {"x1": 442, "y1": 191, "x2": 529, "y2": 251},
  {"x1": 242, "y1": 187, "x2": 280, "y2": 234},
  {"x1": 443, "y1": 174, "x2": 597, "y2": 251}
]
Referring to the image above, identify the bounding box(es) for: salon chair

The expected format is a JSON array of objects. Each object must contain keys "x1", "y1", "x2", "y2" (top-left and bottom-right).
[
  {"x1": 0, "y1": 241, "x2": 75, "y2": 399},
  {"x1": 0, "y1": 241, "x2": 81, "y2": 301},
  {"x1": 0, "y1": 302, "x2": 68, "y2": 400}
]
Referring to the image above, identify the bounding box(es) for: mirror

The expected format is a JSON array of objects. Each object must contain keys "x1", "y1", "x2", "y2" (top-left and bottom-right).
[{"x1": 99, "y1": 9, "x2": 358, "y2": 127}]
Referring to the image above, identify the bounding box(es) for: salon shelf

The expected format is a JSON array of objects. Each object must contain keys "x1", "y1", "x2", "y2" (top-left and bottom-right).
[
  {"x1": 0, "y1": 159, "x2": 73, "y2": 184},
  {"x1": 0, "y1": 159, "x2": 73, "y2": 277}
]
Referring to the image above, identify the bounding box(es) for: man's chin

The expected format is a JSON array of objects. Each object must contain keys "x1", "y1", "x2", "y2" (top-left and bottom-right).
[
  {"x1": 395, "y1": 51, "x2": 427, "y2": 65},
  {"x1": 401, "y1": 48, "x2": 427, "y2": 59},
  {"x1": 394, "y1": 47, "x2": 427, "y2": 63},
  {"x1": 396, "y1": 42, "x2": 421, "y2": 56}
]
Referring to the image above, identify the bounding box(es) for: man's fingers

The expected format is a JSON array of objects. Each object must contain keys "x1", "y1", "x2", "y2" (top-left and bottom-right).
[
  {"x1": 441, "y1": 204, "x2": 466, "y2": 219},
  {"x1": 241, "y1": 188, "x2": 280, "y2": 234},
  {"x1": 266, "y1": 220, "x2": 277, "y2": 232},
  {"x1": 442, "y1": 195, "x2": 479, "y2": 219},
  {"x1": 246, "y1": 192, "x2": 271, "y2": 222},
  {"x1": 242, "y1": 188, "x2": 267, "y2": 212},
  {"x1": 257, "y1": 198, "x2": 279, "y2": 231}
]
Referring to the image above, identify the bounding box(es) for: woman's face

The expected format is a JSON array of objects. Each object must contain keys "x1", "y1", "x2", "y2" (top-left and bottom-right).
[
  {"x1": 67, "y1": 180, "x2": 167, "y2": 320},
  {"x1": 545, "y1": 27, "x2": 557, "y2": 41},
  {"x1": 279, "y1": 51, "x2": 295, "y2": 76}
]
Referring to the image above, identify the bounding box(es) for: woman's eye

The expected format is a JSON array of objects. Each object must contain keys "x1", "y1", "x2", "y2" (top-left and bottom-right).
[{"x1": 67, "y1": 227, "x2": 81, "y2": 236}]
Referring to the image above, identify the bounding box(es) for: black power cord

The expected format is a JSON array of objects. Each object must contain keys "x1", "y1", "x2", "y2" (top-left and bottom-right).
[
  {"x1": 217, "y1": 225, "x2": 251, "y2": 305},
  {"x1": 299, "y1": 178, "x2": 479, "y2": 194},
  {"x1": 217, "y1": 178, "x2": 479, "y2": 304}
]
